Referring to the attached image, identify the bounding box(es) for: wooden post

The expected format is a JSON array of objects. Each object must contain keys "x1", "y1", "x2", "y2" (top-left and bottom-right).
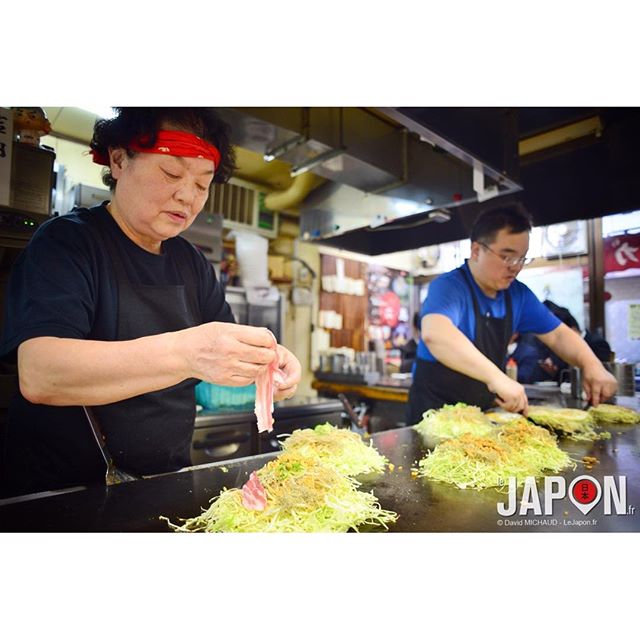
[{"x1": 586, "y1": 217, "x2": 605, "y2": 336}]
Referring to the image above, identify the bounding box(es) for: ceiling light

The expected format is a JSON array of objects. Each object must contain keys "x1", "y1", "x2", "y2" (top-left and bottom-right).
[
  {"x1": 80, "y1": 107, "x2": 117, "y2": 120},
  {"x1": 427, "y1": 210, "x2": 451, "y2": 223},
  {"x1": 290, "y1": 148, "x2": 345, "y2": 177},
  {"x1": 263, "y1": 134, "x2": 307, "y2": 162},
  {"x1": 367, "y1": 208, "x2": 451, "y2": 232},
  {"x1": 518, "y1": 116, "x2": 603, "y2": 156}
]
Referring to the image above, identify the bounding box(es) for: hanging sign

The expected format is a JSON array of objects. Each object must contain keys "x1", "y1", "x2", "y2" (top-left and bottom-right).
[
  {"x1": 0, "y1": 107, "x2": 13, "y2": 207},
  {"x1": 603, "y1": 234, "x2": 640, "y2": 273}
]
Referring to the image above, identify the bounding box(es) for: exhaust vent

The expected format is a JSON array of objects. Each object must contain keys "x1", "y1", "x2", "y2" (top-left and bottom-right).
[
  {"x1": 209, "y1": 179, "x2": 256, "y2": 227},
  {"x1": 206, "y1": 178, "x2": 277, "y2": 238}
]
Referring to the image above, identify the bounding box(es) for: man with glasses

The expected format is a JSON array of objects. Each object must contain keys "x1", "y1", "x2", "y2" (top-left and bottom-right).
[{"x1": 407, "y1": 207, "x2": 617, "y2": 423}]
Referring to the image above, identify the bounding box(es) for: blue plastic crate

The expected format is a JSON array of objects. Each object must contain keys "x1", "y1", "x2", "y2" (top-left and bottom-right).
[{"x1": 196, "y1": 381, "x2": 256, "y2": 410}]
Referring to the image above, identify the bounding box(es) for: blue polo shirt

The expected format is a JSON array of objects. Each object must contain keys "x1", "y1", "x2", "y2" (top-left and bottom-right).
[{"x1": 416, "y1": 261, "x2": 560, "y2": 362}]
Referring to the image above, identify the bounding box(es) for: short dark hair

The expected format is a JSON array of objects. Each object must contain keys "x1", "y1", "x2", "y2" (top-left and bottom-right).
[
  {"x1": 543, "y1": 299, "x2": 580, "y2": 331},
  {"x1": 90, "y1": 107, "x2": 236, "y2": 190},
  {"x1": 470, "y1": 205, "x2": 533, "y2": 245}
]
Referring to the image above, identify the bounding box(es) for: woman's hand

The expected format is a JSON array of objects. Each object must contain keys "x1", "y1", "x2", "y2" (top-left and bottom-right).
[
  {"x1": 273, "y1": 345, "x2": 301, "y2": 401},
  {"x1": 180, "y1": 323, "x2": 301, "y2": 397},
  {"x1": 180, "y1": 322, "x2": 277, "y2": 386}
]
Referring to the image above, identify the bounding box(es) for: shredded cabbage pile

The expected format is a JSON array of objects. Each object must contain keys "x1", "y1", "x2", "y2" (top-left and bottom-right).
[
  {"x1": 527, "y1": 406, "x2": 611, "y2": 441},
  {"x1": 414, "y1": 402, "x2": 495, "y2": 440},
  {"x1": 161, "y1": 452, "x2": 398, "y2": 533},
  {"x1": 280, "y1": 422, "x2": 388, "y2": 476},
  {"x1": 497, "y1": 420, "x2": 575, "y2": 476},
  {"x1": 417, "y1": 421, "x2": 574, "y2": 491},
  {"x1": 588, "y1": 403, "x2": 640, "y2": 425}
]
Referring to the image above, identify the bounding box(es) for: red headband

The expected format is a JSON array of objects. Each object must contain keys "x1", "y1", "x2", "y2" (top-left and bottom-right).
[{"x1": 91, "y1": 130, "x2": 221, "y2": 169}]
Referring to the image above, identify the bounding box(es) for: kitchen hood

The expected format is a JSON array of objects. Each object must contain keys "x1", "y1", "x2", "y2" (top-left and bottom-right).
[
  {"x1": 217, "y1": 107, "x2": 522, "y2": 241},
  {"x1": 213, "y1": 107, "x2": 640, "y2": 255},
  {"x1": 314, "y1": 108, "x2": 640, "y2": 255}
]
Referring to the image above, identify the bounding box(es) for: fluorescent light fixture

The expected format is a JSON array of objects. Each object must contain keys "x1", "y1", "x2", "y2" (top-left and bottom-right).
[
  {"x1": 290, "y1": 148, "x2": 345, "y2": 177},
  {"x1": 368, "y1": 209, "x2": 451, "y2": 232},
  {"x1": 427, "y1": 210, "x2": 451, "y2": 223},
  {"x1": 80, "y1": 107, "x2": 117, "y2": 120},
  {"x1": 519, "y1": 116, "x2": 603, "y2": 156},
  {"x1": 263, "y1": 134, "x2": 307, "y2": 162}
]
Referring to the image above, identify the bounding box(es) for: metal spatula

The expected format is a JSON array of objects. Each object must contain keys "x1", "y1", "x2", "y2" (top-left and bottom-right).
[
  {"x1": 337, "y1": 393, "x2": 368, "y2": 436},
  {"x1": 83, "y1": 406, "x2": 138, "y2": 486}
]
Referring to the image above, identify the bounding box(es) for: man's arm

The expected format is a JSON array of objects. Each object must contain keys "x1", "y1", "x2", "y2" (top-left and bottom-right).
[
  {"x1": 422, "y1": 314, "x2": 529, "y2": 414},
  {"x1": 536, "y1": 323, "x2": 617, "y2": 405}
]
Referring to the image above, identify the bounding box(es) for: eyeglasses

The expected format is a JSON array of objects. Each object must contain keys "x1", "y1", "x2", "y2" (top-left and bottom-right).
[{"x1": 479, "y1": 243, "x2": 534, "y2": 267}]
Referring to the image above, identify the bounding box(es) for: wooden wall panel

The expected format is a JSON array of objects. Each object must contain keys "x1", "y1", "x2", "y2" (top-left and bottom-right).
[{"x1": 320, "y1": 255, "x2": 368, "y2": 351}]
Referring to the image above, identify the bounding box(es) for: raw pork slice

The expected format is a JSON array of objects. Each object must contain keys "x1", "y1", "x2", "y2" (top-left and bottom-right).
[
  {"x1": 241, "y1": 471, "x2": 267, "y2": 510},
  {"x1": 254, "y1": 330, "x2": 285, "y2": 433}
]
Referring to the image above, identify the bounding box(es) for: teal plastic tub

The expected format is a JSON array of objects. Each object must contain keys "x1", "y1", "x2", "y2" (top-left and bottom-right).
[{"x1": 195, "y1": 381, "x2": 256, "y2": 411}]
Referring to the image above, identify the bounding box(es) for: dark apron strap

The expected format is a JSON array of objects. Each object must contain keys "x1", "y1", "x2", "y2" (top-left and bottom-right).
[
  {"x1": 408, "y1": 265, "x2": 513, "y2": 423},
  {"x1": 459, "y1": 267, "x2": 513, "y2": 363},
  {"x1": 89, "y1": 220, "x2": 202, "y2": 476}
]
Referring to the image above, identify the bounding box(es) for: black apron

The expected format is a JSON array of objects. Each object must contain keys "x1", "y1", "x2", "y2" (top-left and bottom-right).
[
  {"x1": 90, "y1": 224, "x2": 201, "y2": 476},
  {"x1": 407, "y1": 266, "x2": 513, "y2": 424}
]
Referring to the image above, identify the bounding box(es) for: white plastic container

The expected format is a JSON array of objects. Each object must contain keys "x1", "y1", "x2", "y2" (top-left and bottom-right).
[{"x1": 233, "y1": 231, "x2": 270, "y2": 288}]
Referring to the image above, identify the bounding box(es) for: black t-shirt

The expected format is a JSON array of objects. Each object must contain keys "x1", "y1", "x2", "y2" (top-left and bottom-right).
[
  {"x1": 0, "y1": 203, "x2": 234, "y2": 496},
  {"x1": 1, "y1": 203, "x2": 234, "y2": 356}
]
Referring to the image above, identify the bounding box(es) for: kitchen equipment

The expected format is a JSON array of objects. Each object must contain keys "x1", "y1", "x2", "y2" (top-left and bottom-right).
[
  {"x1": 337, "y1": 393, "x2": 368, "y2": 436},
  {"x1": 191, "y1": 397, "x2": 345, "y2": 459},
  {"x1": 338, "y1": 393, "x2": 361, "y2": 428},
  {"x1": 179, "y1": 211, "x2": 223, "y2": 263},
  {"x1": 224, "y1": 285, "x2": 283, "y2": 342},
  {"x1": 570, "y1": 367, "x2": 585, "y2": 400},
  {"x1": 5, "y1": 142, "x2": 55, "y2": 215},
  {"x1": 605, "y1": 363, "x2": 636, "y2": 397},
  {"x1": 72, "y1": 183, "x2": 111, "y2": 210},
  {"x1": 560, "y1": 367, "x2": 587, "y2": 400},
  {"x1": 83, "y1": 406, "x2": 138, "y2": 486},
  {"x1": 191, "y1": 419, "x2": 254, "y2": 465},
  {"x1": 318, "y1": 353, "x2": 331, "y2": 373},
  {"x1": 355, "y1": 350, "x2": 378, "y2": 373},
  {"x1": 330, "y1": 353, "x2": 347, "y2": 374}
]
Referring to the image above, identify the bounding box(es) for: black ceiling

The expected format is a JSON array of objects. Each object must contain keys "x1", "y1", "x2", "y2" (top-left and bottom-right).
[{"x1": 314, "y1": 107, "x2": 640, "y2": 255}]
